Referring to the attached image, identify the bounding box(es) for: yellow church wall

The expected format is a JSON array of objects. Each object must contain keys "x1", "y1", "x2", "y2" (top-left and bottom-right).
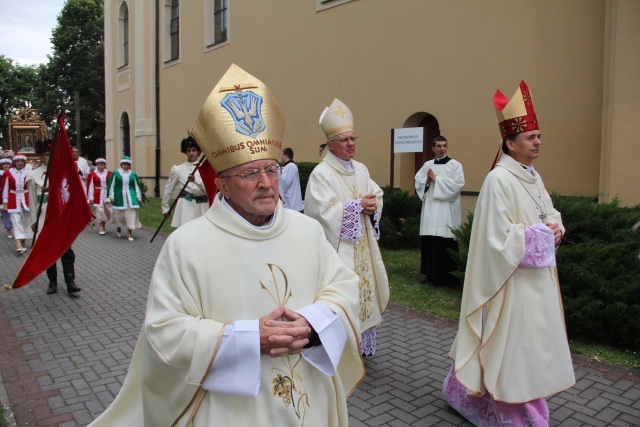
[
  {"x1": 599, "y1": 0, "x2": 640, "y2": 206},
  {"x1": 104, "y1": 0, "x2": 638, "y2": 206},
  {"x1": 156, "y1": 0, "x2": 606, "y2": 199}
]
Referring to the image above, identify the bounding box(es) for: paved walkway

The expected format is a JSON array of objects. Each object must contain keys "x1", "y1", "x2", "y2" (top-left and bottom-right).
[{"x1": 0, "y1": 224, "x2": 639, "y2": 426}]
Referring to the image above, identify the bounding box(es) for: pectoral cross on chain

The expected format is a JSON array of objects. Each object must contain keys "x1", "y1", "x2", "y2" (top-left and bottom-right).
[{"x1": 537, "y1": 195, "x2": 547, "y2": 222}]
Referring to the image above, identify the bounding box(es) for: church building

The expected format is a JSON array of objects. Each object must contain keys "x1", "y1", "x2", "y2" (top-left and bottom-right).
[{"x1": 103, "y1": 0, "x2": 640, "y2": 208}]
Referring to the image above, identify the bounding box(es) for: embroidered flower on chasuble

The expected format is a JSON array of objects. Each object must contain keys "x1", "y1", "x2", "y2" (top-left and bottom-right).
[
  {"x1": 258, "y1": 263, "x2": 309, "y2": 425},
  {"x1": 272, "y1": 374, "x2": 292, "y2": 406},
  {"x1": 271, "y1": 356, "x2": 309, "y2": 424},
  {"x1": 355, "y1": 233, "x2": 374, "y2": 323}
]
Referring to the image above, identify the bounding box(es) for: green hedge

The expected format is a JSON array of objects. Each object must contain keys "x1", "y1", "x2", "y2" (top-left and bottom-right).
[
  {"x1": 551, "y1": 195, "x2": 640, "y2": 350},
  {"x1": 297, "y1": 162, "x2": 317, "y2": 197},
  {"x1": 379, "y1": 187, "x2": 422, "y2": 249}
]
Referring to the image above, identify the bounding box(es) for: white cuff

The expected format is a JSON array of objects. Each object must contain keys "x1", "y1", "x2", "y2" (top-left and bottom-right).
[
  {"x1": 202, "y1": 319, "x2": 260, "y2": 396},
  {"x1": 297, "y1": 304, "x2": 347, "y2": 376}
]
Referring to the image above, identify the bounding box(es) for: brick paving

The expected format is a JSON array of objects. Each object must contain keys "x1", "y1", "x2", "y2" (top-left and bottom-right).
[{"x1": 0, "y1": 224, "x2": 639, "y2": 426}]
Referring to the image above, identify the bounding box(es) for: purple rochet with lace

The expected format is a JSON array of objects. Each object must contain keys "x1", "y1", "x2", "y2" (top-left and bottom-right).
[{"x1": 442, "y1": 365, "x2": 550, "y2": 426}]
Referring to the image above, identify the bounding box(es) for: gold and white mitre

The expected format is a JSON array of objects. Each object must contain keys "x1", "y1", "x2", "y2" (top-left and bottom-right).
[
  {"x1": 191, "y1": 63, "x2": 285, "y2": 172},
  {"x1": 319, "y1": 98, "x2": 354, "y2": 139}
]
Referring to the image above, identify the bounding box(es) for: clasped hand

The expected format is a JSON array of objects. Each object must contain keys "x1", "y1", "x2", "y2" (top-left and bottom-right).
[
  {"x1": 427, "y1": 168, "x2": 437, "y2": 183},
  {"x1": 360, "y1": 194, "x2": 378, "y2": 216},
  {"x1": 260, "y1": 307, "x2": 312, "y2": 357},
  {"x1": 546, "y1": 222, "x2": 562, "y2": 246}
]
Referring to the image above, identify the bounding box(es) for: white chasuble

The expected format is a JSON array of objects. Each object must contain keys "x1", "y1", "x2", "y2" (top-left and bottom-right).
[
  {"x1": 449, "y1": 154, "x2": 575, "y2": 403},
  {"x1": 305, "y1": 152, "x2": 390, "y2": 334},
  {"x1": 89, "y1": 195, "x2": 364, "y2": 427}
]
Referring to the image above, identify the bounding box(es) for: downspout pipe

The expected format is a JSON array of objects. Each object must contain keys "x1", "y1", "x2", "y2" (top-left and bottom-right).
[{"x1": 154, "y1": 0, "x2": 161, "y2": 197}]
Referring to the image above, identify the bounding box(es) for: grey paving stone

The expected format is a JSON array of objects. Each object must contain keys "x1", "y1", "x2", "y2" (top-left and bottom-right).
[{"x1": 1, "y1": 226, "x2": 639, "y2": 426}]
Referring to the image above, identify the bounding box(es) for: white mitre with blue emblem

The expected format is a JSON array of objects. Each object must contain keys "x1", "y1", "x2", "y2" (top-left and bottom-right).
[
  {"x1": 191, "y1": 63, "x2": 285, "y2": 173},
  {"x1": 319, "y1": 98, "x2": 354, "y2": 140}
]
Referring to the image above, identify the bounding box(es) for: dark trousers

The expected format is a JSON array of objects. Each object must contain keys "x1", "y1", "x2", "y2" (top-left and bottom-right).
[
  {"x1": 46, "y1": 248, "x2": 75, "y2": 284},
  {"x1": 421, "y1": 236, "x2": 459, "y2": 286}
]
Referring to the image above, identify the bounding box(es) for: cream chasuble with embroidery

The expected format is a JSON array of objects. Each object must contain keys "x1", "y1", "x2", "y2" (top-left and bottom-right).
[
  {"x1": 304, "y1": 152, "x2": 390, "y2": 334},
  {"x1": 89, "y1": 196, "x2": 364, "y2": 427},
  {"x1": 449, "y1": 154, "x2": 575, "y2": 403}
]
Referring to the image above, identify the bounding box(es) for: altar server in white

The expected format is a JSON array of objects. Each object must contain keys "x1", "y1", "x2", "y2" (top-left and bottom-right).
[
  {"x1": 278, "y1": 147, "x2": 304, "y2": 212},
  {"x1": 415, "y1": 135, "x2": 464, "y2": 286},
  {"x1": 161, "y1": 136, "x2": 209, "y2": 227},
  {"x1": 89, "y1": 64, "x2": 364, "y2": 427},
  {"x1": 443, "y1": 81, "x2": 575, "y2": 426},
  {"x1": 304, "y1": 98, "x2": 389, "y2": 356}
]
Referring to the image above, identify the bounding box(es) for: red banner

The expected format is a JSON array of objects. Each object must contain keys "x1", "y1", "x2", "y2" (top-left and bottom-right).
[{"x1": 12, "y1": 116, "x2": 92, "y2": 289}]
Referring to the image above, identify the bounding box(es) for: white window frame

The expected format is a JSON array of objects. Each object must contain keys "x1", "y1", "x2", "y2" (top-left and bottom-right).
[
  {"x1": 117, "y1": 1, "x2": 129, "y2": 68},
  {"x1": 205, "y1": 0, "x2": 230, "y2": 50},
  {"x1": 163, "y1": 0, "x2": 181, "y2": 64}
]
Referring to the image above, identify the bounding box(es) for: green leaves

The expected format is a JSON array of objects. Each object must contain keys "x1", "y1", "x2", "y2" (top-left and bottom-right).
[
  {"x1": 0, "y1": 55, "x2": 41, "y2": 143},
  {"x1": 45, "y1": 0, "x2": 105, "y2": 159}
]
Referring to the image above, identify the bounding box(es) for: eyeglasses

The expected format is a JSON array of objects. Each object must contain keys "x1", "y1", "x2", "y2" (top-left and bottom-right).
[
  {"x1": 331, "y1": 136, "x2": 358, "y2": 144},
  {"x1": 220, "y1": 165, "x2": 281, "y2": 182}
]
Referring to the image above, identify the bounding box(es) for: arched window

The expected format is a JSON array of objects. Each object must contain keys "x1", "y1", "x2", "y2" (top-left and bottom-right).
[
  {"x1": 118, "y1": 2, "x2": 129, "y2": 67},
  {"x1": 120, "y1": 112, "x2": 131, "y2": 157}
]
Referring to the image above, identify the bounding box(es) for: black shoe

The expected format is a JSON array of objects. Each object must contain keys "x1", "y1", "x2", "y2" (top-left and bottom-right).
[
  {"x1": 66, "y1": 282, "x2": 81, "y2": 294},
  {"x1": 47, "y1": 283, "x2": 57, "y2": 294},
  {"x1": 62, "y1": 261, "x2": 80, "y2": 293}
]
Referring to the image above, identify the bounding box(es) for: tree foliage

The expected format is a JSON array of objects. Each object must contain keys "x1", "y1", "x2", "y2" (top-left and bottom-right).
[
  {"x1": 0, "y1": 55, "x2": 42, "y2": 145},
  {"x1": 40, "y1": 0, "x2": 105, "y2": 160}
]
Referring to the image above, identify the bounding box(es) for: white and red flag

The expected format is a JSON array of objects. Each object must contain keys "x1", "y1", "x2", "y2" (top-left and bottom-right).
[{"x1": 12, "y1": 115, "x2": 92, "y2": 289}]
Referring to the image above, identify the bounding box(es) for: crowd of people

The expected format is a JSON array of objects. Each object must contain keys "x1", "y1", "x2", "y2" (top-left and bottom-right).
[
  {"x1": 2, "y1": 64, "x2": 573, "y2": 426},
  {"x1": 0, "y1": 142, "x2": 147, "y2": 296}
]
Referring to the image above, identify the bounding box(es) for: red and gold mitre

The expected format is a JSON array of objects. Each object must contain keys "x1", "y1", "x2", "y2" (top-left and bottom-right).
[{"x1": 493, "y1": 80, "x2": 538, "y2": 138}]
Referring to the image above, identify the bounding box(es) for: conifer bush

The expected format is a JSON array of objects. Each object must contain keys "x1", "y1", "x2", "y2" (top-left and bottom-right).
[
  {"x1": 551, "y1": 195, "x2": 640, "y2": 350},
  {"x1": 296, "y1": 162, "x2": 317, "y2": 197},
  {"x1": 379, "y1": 187, "x2": 422, "y2": 249}
]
